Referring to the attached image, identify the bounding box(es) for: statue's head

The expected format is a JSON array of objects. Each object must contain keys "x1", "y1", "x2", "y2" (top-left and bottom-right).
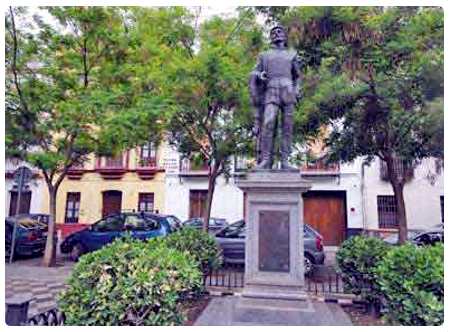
[{"x1": 270, "y1": 25, "x2": 288, "y2": 47}]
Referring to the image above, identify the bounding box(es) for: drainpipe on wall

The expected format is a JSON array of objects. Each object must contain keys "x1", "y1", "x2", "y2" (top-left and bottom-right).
[{"x1": 361, "y1": 160, "x2": 370, "y2": 232}]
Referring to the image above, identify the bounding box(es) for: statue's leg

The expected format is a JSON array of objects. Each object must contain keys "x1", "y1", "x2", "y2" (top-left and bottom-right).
[
  {"x1": 280, "y1": 103, "x2": 296, "y2": 170},
  {"x1": 256, "y1": 103, "x2": 278, "y2": 169},
  {"x1": 256, "y1": 106, "x2": 264, "y2": 164},
  {"x1": 269, "y1": 113, "x2": 278, "y2": 168}
]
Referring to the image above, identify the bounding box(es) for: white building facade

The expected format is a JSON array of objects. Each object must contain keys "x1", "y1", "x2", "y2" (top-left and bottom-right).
[
  {"x1": 5, "y1": 159, "x2": 47, "y2": 217},
  {"x1": 163, "y1": 142, "x2": 444, "y2": 246},
  {"x1": 363, "y1": 157, "x2": 444, "y2": 231},
  {"x1": 163, "y1": 145, "x2": 244, "y2": 223}
]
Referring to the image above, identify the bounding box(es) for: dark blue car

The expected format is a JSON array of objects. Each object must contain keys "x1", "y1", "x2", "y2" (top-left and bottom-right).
[
  {"x1": 60, "y1": 212, "x2": 175, "y2": 261},
  {"x1": 6, "y1": 216, "x2": 48, "y2": 259}
]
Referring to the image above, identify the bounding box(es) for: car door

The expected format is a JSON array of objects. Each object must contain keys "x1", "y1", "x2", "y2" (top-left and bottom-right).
[
  {"x1": 216, "y1": 222, "x2": 246, "y2": 263},
  {"x1": 83, "y1": 214, "x2": 125, "y2": 251}
]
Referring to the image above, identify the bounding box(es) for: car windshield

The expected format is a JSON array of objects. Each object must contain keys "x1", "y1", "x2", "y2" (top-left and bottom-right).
[
  {"x1": 384, "y1": 230, "x2": 423, "y2": 243},
  {"x1": 216, "y1": 220, "x2": 244, "y2": 237},
  {"x1": 166, "y1": 216, "x2": 181, "y2": 227},
  {"x1": 93, "y1": 215, "x2": 124, "y2": 232}
]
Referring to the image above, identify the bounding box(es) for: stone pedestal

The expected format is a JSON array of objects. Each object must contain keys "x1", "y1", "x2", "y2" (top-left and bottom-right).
[{"x1": 234, "y1": 170, "x2": 312, "y2": 323}]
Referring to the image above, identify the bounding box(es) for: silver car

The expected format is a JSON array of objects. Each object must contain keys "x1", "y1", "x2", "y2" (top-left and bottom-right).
[{"x1": 215, "y1": 220, "x2": 325, "y2": 275}]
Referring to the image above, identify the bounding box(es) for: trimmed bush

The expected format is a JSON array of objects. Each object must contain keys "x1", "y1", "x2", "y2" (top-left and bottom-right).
[
  {"x1": 58, "y1": 237, "x2": 202, "y2": 326},
  {"x1": 336, "y1": 235, "x2": 390, "y2": 302},
  {"x1": 374, "y1": 243, "x2": 444, "y2": 325},
  {"x1": 163, "y1": 227, "x2": 223, "y2": 273}
]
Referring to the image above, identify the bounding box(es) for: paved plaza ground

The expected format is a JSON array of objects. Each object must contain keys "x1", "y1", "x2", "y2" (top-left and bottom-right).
[
  {"x1": 5, "y1": 256, "x2": 73, "y2": 317},
  {"x1": 5, "y1": 247, "x2": 341, "y2": 323}
]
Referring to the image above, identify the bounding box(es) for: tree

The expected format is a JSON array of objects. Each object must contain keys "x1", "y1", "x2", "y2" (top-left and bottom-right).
[
  {"x1": 5, "y1": 6, "x2": 167, "y2": 266},
  {"x1": 265, "y1": 6, "x2": 443, "y2": 243},
  {"x1": 166, "y1": 11, "x2": 264, "y2": 231}
]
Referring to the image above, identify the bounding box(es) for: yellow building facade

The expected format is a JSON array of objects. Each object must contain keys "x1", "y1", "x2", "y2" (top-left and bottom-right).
[{"x1": 41, "y1": 142, "x2": 167, "y2": 231}]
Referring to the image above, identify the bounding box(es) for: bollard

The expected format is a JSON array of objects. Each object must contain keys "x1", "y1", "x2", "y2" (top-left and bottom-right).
[{"x1": 6, "y1": 294, "x2": 32, "y2": 326}]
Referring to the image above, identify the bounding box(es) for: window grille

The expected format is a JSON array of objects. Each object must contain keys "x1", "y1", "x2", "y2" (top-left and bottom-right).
[{"x1": 377, "y1": 195, "x2": 398, "y2": 228}]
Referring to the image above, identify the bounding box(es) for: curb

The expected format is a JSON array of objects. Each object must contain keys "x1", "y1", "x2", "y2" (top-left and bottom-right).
[{"x1": 204, "y1": 289, "x2": 361, "y2": 307}]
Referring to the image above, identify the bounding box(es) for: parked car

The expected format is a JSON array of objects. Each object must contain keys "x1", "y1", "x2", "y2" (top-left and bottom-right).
[
  {"x1": 163, "y1": 215, "x2": 183, "y2": 231},
  {"x1": 383, "y1": 224, "x2": 444, "y2": 246},
  {"x1": 60, "y1": 212, "x2": 175, "y2": 261},
  {"x1": 215, "y1": 220, "x2": 325, "y2": 275},
  {"x1": 5, "y1": 216, "x2": 49, "y2": 258},
  {"x1": 183, "y1": 217, "x2": 228, "y2": 233}
]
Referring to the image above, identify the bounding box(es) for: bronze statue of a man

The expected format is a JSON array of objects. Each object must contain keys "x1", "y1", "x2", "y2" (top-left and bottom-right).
[{"x1": 249, "y1": 25, "x2": 302, "y2": 170}]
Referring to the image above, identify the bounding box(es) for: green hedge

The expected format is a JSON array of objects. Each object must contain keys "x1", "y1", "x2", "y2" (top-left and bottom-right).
[
  {"x1": 163, "y1": 227, "x2": 222, "y2": 273},
  {"x1": 58, "y1": 237, "x2": 202, "y2": 326},
  {"x1": 374, "y1": 243, "x2": 444, "y2": 326},
  {"x1": 336, "y1": 235, "x2": 390, "y2": 302}
]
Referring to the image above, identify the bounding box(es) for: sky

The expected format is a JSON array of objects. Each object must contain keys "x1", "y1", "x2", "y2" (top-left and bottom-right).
[{"x1": 21, "y1": 6, "x2": 242, "y2": 32}]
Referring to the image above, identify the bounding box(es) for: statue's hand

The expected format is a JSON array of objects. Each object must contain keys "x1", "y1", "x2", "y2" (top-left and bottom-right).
[
  {"x1": 296, "y1": 88, "x2": 304, "y2": 102},
  {"x1": 258, "y1": 71, "x2": 268, "y2": 81}
]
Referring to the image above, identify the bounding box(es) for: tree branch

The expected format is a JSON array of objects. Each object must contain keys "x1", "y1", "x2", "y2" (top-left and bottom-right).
[{"x1": 8, "y1": 7, "x2": 30, "y2": 114}]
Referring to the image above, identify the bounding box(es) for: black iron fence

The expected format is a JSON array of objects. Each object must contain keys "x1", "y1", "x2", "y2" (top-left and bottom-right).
[
  {"x1": 28, "y1": 309, "x2": 65, "y2": 326},
  {"x1": 202, "y1": 266, "x2": 350, "y2": 295},
  {"x1": 5, "y1": 295, "x2": 65, "y2": 326}
]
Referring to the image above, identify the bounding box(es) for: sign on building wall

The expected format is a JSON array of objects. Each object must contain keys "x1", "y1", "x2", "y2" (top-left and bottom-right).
[{"x1": 162, "y1": 148, "x2": 180, "y2": 174}]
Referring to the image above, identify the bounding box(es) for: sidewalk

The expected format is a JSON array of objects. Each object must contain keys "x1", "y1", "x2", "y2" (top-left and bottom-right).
[
  {"x1": 194, "y1": 296, "x2": 353, "y2": 326},
  {"x1": 5, "y1": 256, "x2": 74, "y2": 317}
]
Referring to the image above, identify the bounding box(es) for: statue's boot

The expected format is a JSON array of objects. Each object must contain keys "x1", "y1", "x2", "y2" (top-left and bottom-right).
[
  {"x1": 280, "y1": 159, "x2": 298, "y2": 171},
  {"x1": 256, "y1": 105, "x2": 277, "y2": 169}
]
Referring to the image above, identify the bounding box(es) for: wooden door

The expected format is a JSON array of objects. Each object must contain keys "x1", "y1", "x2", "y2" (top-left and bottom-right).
[
  {"x1": 9, "y1": 191, "x2": 31, "y2": 216},
  {"x1": 189, "y1": 190, "x2": 208, "y2": 218},
  {"x1": 303, "y1": 191, "x2": 347, "y2": 246},
  {"x1": 102, "y1": 190, "x2": 122, "y2": 218}
]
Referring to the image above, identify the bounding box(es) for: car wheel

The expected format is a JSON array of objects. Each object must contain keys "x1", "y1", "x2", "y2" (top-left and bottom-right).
[
  {"x1": 70, "y1": 243, "x2": 85, "y2": 262},
  {"x1": 304, "y1": 254, "x2": 314, "y2": 276}
]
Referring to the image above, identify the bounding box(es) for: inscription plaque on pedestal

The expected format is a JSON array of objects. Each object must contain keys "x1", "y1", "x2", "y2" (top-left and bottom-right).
[{"x1": 258, "y1": 210, "x2": 290, "y2": 272}]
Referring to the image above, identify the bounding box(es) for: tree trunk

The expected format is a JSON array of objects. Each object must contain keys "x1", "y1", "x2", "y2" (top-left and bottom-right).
[
  {"x1": 385, "y1": 155, "x2": 408, "y2": 244},
  {"x1": 392, "y1": 181, "x2": 407, "y2": 244},
  {"x1": 42, "y1": 188, "x2": 57, "y2": 267},
  {"x1": 202, "y1": 163, "x2": 220, "y2": 233}
]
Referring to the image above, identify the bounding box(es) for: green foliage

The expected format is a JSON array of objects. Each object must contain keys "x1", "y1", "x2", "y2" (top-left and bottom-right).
[
  {"x1": 374, "y1": 243, "x2": 444, "y2": 326},
  {"x1": 336, "y1": 235, "x2": 390, "y2": 302},
  {"x1": 163, "y1": 227, "x2": 223, "y2": 274},
  {"x1": 164, "y1": 12, "x2": 264, "y2": 223},
  {"x1": 259, "y1": 6, "x2": 444, "y2": 164},
  {"x1": 58, "y1": 236, "x2": 202, "y2": 326}
]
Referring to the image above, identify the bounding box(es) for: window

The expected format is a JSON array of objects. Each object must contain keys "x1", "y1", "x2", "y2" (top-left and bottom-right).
[
  {"x1": 93, "y1": 214, "x2": 124, "y2": 232},
  {"x1": 379, "y1": 159, "x2": 414, "y2": 181},
  {"x1": 440, "y1": 196, "x2": 444, "y2": 223},
  {"x1": 9, "y1": 191, "x2": 31, "y2": 216},
  {"x1": 65, "y1": 192, "x2": 81, "y2": 224},
  {"x1": 140, "y1": 142, "x2": 156, "y2": 159},
  {"x1": 138, "y1": 193, "x2": 154, "y2": 212},
  {"x1": 377, "y1": 195, "x2": 398, "y2": 228},
  {"x1": 124, "y1": 214, "x2": 158, "y2": 231},
  {"x1": 139, "y1": 142, "x2": 156, "y2": 167}
]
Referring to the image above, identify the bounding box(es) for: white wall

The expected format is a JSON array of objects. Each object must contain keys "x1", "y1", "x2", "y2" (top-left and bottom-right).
[
  {"x1": 364, "y1": 158, "x2": 444, "y2": 230},
  {"x1": 165, "y1": 174, "x2": 244, "y2": 223},
  {"x1": 5, "y1": 177, "x2": 47, "y2": 216}
]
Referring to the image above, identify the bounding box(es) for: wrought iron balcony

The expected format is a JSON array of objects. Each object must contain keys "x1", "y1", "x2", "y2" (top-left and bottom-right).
[
  {"x1": 179, "y1": 158, "x2": 209, "y2": 177},
  {"x1": 300, "y1": 160, "x2": 340, "y2": 176},
  {"x1": 136, "y1": 157, "x2": 158, "y2": 180},
  {"x1": 95, "y1": 154, "x2": 127, "y2": 180},
  {"x1": 379, "y1": 159, "x2": 414, "y2": 182}
]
